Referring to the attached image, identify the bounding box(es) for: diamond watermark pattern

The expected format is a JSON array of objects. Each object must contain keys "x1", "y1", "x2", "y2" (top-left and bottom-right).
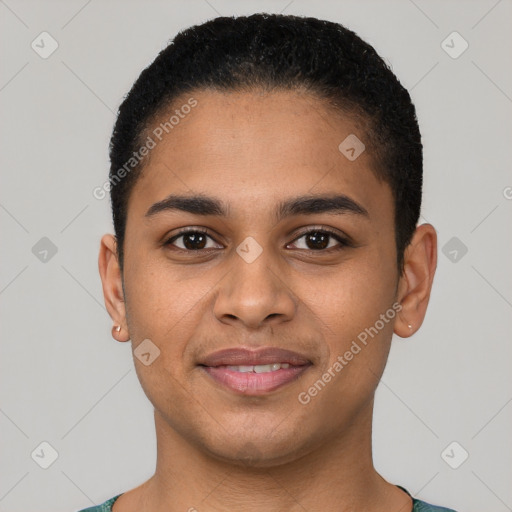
[
  {"x1": 32, "y1": 237, "x2": 58, "y2": 263},
  {"x1": 442, "y1": 236, "x2": 468, "y2": 263},
  {"x1": 441, "y1": 441, "x2": 469, "y2": 469},
  {"x1": 338, "y1": 134, "x2": 365, "y2": 161},
  {"x1": 31, "y1": 441, "x2": 59, "y2": 469},
  {"x1": 236, "y1": 236, "x2": 263, "y2": 264},
  {"x1": 31, "y1": 31, "x2": 59, "y2": 59},
  {"x1": 134, "y1": 338, "x2": 161, "y2": 366},
  {"x1": 235, "y1": 441, "x2": 264, "y2": 467},
  {"x1": 441, "y1": 31, "x2": 468, "y2": 59}
]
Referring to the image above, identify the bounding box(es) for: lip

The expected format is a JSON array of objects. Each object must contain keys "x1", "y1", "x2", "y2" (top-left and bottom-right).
[
  {"x1": 199, "y1": 347, "x2": 311, "y2": 367},
  {"x1": 199, "y1": 347, "x2": 312, "y2": 396}
]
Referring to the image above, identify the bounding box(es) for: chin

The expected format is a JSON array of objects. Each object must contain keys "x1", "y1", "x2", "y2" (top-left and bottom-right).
[{"x1": 203, "y1": 431, "x2": 311, "y2": 469}]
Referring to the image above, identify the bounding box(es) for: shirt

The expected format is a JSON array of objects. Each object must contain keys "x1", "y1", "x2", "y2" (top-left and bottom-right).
[{"x1": 76, "y1": 485, "x2": 457, "y2": 511}]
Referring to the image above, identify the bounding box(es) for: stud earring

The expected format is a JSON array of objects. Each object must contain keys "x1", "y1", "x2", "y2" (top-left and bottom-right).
[
  {"x1": 408, "y1": 324, "x2": 413, "y2": 330},
  {"x1": 115, "y1": 325, "x2": 121, "y2": 332}
]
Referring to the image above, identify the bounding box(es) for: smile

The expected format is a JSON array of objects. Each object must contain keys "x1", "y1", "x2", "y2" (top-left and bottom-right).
[
  {"x1": 201, "y1": 363, "x2": 311, "y2": 395},
  {"x1": 198, "y1": 346, "x2": 312, "y2": 395},
  {"x1": 225, "y1": 363, "x2": 290, "y2": 373}
]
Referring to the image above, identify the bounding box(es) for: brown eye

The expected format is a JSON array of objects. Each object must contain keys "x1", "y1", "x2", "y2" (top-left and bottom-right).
[
  {"x1": 288, "y1": 229, "x2": 350, "y2": 251},
  {"x1": 303, "y1": 231, "x2": 330, "y2": 250},
  {"x1": 165, "y1": 230, "x2": 222, "y2": 251}
]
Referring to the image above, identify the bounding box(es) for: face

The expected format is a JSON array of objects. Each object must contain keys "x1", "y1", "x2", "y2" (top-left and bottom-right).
[{"x1": 103, "y1": 89, "x2": 408, "y2": 467}]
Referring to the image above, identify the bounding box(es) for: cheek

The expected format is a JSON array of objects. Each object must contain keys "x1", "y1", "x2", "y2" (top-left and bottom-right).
[
  {"x1": 291, "y1": 269, "x2": 397, "y2": 429},
  {"x1": 297, "y1": 252, "x2": 398, "y2": 381},
  {"x1": 123, "y1": 254, "x2": 221, "y2": 373},
  {"x1": 303, "y1": 254, "x2": 396, "y2": 329},
  {"x1": 122, "y1": 258, "x2": 208, "y2": 421},
  {"x1": 124, "y1": 253, "x2": 195, "y2": 329}
]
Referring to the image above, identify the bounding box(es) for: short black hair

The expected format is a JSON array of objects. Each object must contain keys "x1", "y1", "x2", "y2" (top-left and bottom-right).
[{"x1": 109, "y1": 13, "x2": 422, "y2": 274}]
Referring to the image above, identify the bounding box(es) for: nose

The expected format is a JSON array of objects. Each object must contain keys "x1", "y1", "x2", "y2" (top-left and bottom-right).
[{"x1": 212, "y1": 243, "x2": 297, "y2": 330}]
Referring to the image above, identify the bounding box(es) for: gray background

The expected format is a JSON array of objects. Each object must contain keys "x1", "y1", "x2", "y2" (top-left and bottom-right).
[{"x1": 1, "y1": 0, "x2": 511, "y2": 511}]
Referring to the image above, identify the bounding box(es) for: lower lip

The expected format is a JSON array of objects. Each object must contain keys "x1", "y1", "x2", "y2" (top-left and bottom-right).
[{"x1": 202, "y1": 365, "x2": 311, "y2": 395}]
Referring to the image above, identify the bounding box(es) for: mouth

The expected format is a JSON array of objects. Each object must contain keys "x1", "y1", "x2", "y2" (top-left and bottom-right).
[{"x1": 198, "y1": 347, "x2": 312, "y2": 396}]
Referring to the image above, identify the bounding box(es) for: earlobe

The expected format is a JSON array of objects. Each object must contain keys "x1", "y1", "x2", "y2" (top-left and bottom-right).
[
  {"x1": 394, "y1": 224, "x2": 437, "y2": 338},
  {"x1": 98, "y1": 234, "x2": 130, "y2": 342},
  {"x1": 111, "y1": 323, "x2": 129, "y2": 342}
]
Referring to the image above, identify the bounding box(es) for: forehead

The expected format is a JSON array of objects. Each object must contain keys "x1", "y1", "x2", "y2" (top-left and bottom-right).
[
  {"x1": 150, "y1": 89, "x2": 361, "y2": 170},
  {"x1": 129, "y1": 89, "x2": 392, "y2": 224}
]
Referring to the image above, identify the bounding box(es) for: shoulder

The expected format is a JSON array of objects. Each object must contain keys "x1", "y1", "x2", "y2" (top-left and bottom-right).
[
  {"x1": 412, "y1": 497, "x2": 458, "y2": 511},
  {"x1": 76, "y1": 495, "x2": 122, "y2": 512},
  {"x1": 396, "y1": 485, "x2": 457, "y2": 512}
]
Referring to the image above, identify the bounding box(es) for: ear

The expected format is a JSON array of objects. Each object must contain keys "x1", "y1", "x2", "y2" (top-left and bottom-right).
[
  {"x1": 98, "y1": 234, "x2": 130, "y2": 342},
  {"x1": 394, "y1": 224, "x2": 437, "y2": 338}
]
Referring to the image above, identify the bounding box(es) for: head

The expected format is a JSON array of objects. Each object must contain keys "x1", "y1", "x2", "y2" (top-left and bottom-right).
[{"x1": 99, "y1": 13, "x2": 436, "y2": 467}]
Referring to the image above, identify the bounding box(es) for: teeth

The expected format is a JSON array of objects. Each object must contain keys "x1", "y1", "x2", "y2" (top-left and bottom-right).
[
  {"x1": 238, "y1": 365, "x2": 254, "y2": 373},
  {"x1": 254, "y1": 364, "x2": 272, "y2": 373},
  {"x1": 226, "y1": 363, "x2": 291, "y2": 373}
]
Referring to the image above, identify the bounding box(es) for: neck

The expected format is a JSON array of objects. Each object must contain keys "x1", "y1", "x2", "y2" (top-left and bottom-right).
[{"x1": 117, "y1": 398, "x2": 411, "y2": 512}]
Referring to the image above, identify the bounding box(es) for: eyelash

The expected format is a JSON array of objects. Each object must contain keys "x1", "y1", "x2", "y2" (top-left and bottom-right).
[{"x1": 163, "y1": 227, "x2": 352, "y2": 253}]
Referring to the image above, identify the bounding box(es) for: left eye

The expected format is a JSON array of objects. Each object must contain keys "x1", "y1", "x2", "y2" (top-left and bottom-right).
[{"x1": 288, "y1": 230, "x2": 348, "y2": 251}]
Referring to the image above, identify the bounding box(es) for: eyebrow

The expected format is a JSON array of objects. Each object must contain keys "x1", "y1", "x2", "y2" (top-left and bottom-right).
[{"x1": 145, "y1": 193, "x2": 369, "y2": 221}]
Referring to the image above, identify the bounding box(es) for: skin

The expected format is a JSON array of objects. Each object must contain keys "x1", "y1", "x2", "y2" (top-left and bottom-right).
[{"x1": 98, "y1": 89, "x2": 437, "y2": 512}]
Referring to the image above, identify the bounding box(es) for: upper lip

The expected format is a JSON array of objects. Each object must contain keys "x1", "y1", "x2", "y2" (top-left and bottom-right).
[{"x1": 199, "y1": 347, "x2": 311, "y2": 367}]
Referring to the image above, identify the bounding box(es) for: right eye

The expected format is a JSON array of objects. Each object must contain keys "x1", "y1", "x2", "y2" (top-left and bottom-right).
[{"x1": 164, "y1": 229, "x2": 223, "y2": 252}]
